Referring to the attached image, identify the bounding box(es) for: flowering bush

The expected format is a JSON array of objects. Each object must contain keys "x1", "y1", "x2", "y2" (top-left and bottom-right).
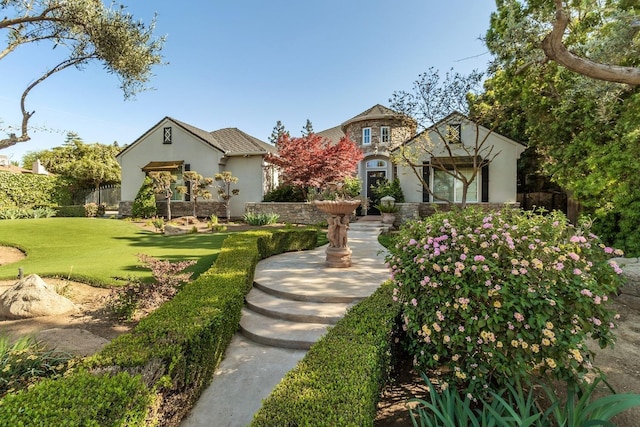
[{"x1": 387, "y1": 207, "x2": 624, "y2": 393}]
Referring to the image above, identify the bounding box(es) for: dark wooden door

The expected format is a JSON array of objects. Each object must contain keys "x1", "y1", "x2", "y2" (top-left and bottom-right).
[{"x1": 367, "y1": 171, "x2": 386, "y2": 215}]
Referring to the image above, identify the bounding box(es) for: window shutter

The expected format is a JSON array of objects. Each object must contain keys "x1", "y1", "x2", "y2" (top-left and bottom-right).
[
  {"x1": 481, "y1": 165, "x2": 489, "y2": 202},
  {"x1": 422, "y1": 163, "x2": 430, "y2": 202}
]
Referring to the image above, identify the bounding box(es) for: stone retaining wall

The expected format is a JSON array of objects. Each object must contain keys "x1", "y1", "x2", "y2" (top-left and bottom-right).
[
  {"x1": 614, "y1": 257, "x2": 640, "y2": 312},
  {"x1": 244, "y1": 202, "x2": 329, "y2": 225},
  {"x1": 119, "y1": 201, "x2": 227, "y2": 218}
]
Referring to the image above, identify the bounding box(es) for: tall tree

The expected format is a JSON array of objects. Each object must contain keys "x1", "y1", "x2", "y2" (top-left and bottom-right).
[
  {"x1": 478, "y1": 0, "x2": 640, "y2": 255},
  {"x1": 0, "y1": 0, "x2": 164, "y2": 149},
  {"x1": 269, "y1": 120, "x2": 288, "y2": 147},
  {"x1": 265, "y1": 133, "x2": 363, "y2": 198},
  {"x1": 390, "y1": 68, "x2": 499, "y2": 208},
  {"x1": 301, "y1": 119, "x2": 314, "y2": 136},
  {"x1": 149, "y1": 171, "x2": 176, "y2": 221},
  {"x1": 22, "y1": 134, "x2": 121, "y2": 197}
]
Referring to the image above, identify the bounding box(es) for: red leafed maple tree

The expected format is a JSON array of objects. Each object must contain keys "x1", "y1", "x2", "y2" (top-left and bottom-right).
[{"x1": 265, "y1": 133, "x2": 363, "y2": 193}]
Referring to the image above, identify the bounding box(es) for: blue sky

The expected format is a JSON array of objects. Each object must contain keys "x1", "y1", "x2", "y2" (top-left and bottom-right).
[{"x1": 0, "y1": 1, "x2": 497, "y2": 164}]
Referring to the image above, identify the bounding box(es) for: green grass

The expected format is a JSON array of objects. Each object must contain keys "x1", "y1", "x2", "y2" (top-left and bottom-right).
[{"x1": 0, "y1": 218, "x2": 230, "y2": 286}]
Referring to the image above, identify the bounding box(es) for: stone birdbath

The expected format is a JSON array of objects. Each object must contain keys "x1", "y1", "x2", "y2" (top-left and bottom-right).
[{"x1": 314, "y1": 199, "x2": 361, "y2": 268}]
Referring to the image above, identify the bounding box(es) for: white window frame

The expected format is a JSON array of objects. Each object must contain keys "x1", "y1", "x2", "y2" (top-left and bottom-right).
[
  {"x1": 362, "y1": 127, "x2": 371, "y2": 145},
  {"x1": 381, "y1": 126, "x2": 390, "y2": 143},
  {"x1": 432, "y1": 168, "x2": 478, "y2": 203}
]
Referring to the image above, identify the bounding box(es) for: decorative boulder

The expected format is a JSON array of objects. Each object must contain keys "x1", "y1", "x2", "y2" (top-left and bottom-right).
[
  {"x1": 0, "y1": 274, "x2": 77, "y2": 319},
  {"x1": 164, "y1": 224, "x2": 189, "y2": 236}
]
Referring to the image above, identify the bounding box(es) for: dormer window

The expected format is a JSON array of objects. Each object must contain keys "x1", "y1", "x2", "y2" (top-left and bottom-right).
[
  {"x1": 446, "y1": 124, "x2": 461, "y2": 143},
  {"x1": 163, "y1": 127, "x2": 172, "y2": 144},
  {"x1": 362, "y1": 127, "x2": 371, "y2": 145},
  {"x1": 381, "y1": 126, "x2": 390, "y2": 143}
]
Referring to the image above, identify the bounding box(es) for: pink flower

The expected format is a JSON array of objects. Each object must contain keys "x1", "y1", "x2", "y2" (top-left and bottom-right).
[
  {"x1": 580, "y1": 289, "x2": 593, "y2": 297},
  {"x1": 514, "y1": 312, "x2": 525, "y2": 322},
  {"x1": 573, "y1": 268, "x2": 582, "y2": 275},
  {"x1": 474, "y1": 255, "x2": 486, "y2": 262},
  {"x1": 409, "y1": 239, "x2": 417, "y2": 245},
  {"x1": 568, "y1": 252, "x2": 580, "y2": 261},
  {"x1": 604, "y1": 247, "x2": 614, "y2": 254},
  {"x1": 460, "y1": 253, "x2": 467, "y2": 260},
  {"x1": 555, "y1": 263, "x2": 564, "y2": 271},
  {"x1": 411, "y1": 298, "x2": 418, "y2": 306}
]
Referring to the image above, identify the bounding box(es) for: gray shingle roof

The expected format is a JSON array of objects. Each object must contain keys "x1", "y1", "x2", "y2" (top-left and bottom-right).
[
  {"x1": 341, "y1": 104, "x2": 403, "y2": 128},
  {"x1": 316, "y1": 125, "x2": 345, "y2": 143},
  {"x1": 209, "y1": 128, "x2": 276, "y2": 155}
]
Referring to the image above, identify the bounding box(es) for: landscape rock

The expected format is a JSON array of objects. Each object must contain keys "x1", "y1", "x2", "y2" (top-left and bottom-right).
[
  {"x1": 164, "y1": 224, "x2": 189, "y2": 236},
  {"x1": 0, "y1": 274, "x2": 77, "y2": 319},
  {"x1": 620, "y1": 263, "x2": 640, "y2": 297}
]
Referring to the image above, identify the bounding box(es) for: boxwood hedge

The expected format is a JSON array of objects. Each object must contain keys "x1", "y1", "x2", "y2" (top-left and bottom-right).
[{"x1": 0, "y1": 228, "x2": 318, "y2": 426}]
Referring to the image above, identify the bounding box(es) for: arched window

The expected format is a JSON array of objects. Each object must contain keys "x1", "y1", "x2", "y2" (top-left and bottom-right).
[{"x1": 366, "y1": 160, "x2": 387, "y2": 168}]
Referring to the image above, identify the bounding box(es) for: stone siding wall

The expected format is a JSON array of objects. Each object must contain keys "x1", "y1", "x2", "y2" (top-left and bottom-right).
[
  {"x1": 245, "y1": 202, "x2": 329, "y2": 225},
  {"x1": 119, "y1": 201, "x2": 226, "y2": 218}
]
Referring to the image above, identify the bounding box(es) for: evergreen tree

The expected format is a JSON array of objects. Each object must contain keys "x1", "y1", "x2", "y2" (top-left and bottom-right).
[
  {"x1": 269, "y1": 121, "x2": 288, "y2": 147},
  {"x1": 132, "y1": 176, "x2": 157, "y2": 218},
  {"x1": 301, "y1": 119, "x2": 314, "y2": 136}
]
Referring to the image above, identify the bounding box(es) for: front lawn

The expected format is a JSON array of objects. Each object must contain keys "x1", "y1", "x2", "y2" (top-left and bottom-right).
[{"x1": 0, "y1": 218, "x2": 229, "y2": 286}]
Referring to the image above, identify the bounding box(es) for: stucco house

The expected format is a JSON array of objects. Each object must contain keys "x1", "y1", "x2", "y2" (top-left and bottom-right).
[
  {"x1": 316, "y1": 105, "x2": 525, "y2": 206},
  {"x1": 117, "y1": 117, "x2": 276, "y2": 218}
]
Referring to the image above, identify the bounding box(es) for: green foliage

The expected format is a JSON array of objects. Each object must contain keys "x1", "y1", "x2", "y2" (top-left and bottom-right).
[
  {"x1": 387, "y1": 207, "x2": 624, "y2": 395},
  {"x1": 0, "y1": 370, "x2": 152, "y2": 426},
  {"x1": 207, "y1": 214, "x2": 227, "y2": 233},
  {"x1": 0, "y1": 206, "x2": 56, "y2": 219},
  {"x1": 251, "y1": 283, "x2": 402, "y2": 426},
  {"x1": 0, "y1": 172, "x2": 72, "y2": 208},
  {"x1": 243, "y1": 212, "x2": 280, "y2": 226},
  {"x1": 0, "y1": 335, "x2": 75, "y2": 398},
  {"x1": 370, "y1": 177, "x2": 405, "y2": 203},
  {"x1": 477, "y1": 1, "x2": 640, "y2": 256},
  {"x1": 55, "y1": 205, "x2": 88, "y2": 217},
  {"x1": 262, "y1": 184, "x2": 305, "y2": 202},
  {"x1": 0, "y1": 229, "x2": 315, "y2": 425},
  {"x1": 132, "y1": 176, "x2": 157, "y2": 219},
  {"x1": 149, "y1": 171, "x2": 176, "y2": 220},
  {"x1": 214, "y1": 171, "x2": 240, "y2": 222},
  {"x1": 409, "y1": 375, "x2": 640, "y2": 427}
]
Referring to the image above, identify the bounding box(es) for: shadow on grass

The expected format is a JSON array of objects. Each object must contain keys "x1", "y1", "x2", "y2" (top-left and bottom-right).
[{"x1": 113, "y1": 231, "x2": 233, "y2": 279}]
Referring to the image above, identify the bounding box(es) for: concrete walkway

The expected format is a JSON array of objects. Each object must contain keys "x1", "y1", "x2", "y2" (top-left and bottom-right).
[{"x1": 180, "y1": 220, "x2": 390, "y2": 427}]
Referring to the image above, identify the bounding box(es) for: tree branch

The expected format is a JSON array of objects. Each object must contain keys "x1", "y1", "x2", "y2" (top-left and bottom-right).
[{"x1": 541, "y1": 0, "x2": 640, "y2": 85}]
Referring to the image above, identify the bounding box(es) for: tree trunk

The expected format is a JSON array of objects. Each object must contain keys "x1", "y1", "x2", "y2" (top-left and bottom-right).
[{"x1": 166, "y1": 197, "x2": 172, "y2": 221}]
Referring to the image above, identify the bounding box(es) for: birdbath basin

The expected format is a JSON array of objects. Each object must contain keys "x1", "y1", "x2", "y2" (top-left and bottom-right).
[{"x1": 314, "y1": 200, "x2": 361, "y2": 268}]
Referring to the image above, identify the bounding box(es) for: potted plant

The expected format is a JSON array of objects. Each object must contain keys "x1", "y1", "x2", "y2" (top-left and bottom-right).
[{"x1": 375, "y1": 196, "x2": 398, "y2": 225}]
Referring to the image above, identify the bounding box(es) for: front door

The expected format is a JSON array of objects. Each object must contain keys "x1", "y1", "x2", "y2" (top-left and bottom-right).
[{"x1": 367, "y1": 171, "x2": 386, "y2": 215}]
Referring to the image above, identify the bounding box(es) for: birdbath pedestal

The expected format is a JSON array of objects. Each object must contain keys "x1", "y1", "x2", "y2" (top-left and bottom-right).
[{"x1": 314, "y1": 200, "x2": 361, "y2": 268}]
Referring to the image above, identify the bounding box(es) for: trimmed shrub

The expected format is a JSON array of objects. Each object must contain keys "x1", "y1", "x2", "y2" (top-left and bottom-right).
[
  {"x1": 251, "y1": 283, "x2": 401, "y2": 426},
  {"x1": 0, "y1": 172, "x2": 72, "y2": 208},
  {"x1": 55, "y1": 205, "x2": 87, "y2": 217},
  {"x1": 387, "y1": 207, "x2": 624, "y2": 394},
  {"x1": 0, "y1": 370, "x2": 152, "y2": 426},
  {"x1": 263, "y1": 184, "x2": 305, "y2": 202},
  {"x1": 132, "y1": 176, "x2": 157, "y2": 218}
]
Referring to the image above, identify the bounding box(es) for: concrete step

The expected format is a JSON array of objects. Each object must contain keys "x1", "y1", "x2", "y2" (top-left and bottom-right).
[
  {"x1": 246, "y1": 287, "x2": 350, "y2": 324},
  {"x1": 253, "y1": 281, "x2": 365, "y2": 304},
  {"x1": 350, "y1": 220, "x2": 387, "y2": 232},
  {"x1": 239, "y1": 308, "x2": 329, "y2": 350}
]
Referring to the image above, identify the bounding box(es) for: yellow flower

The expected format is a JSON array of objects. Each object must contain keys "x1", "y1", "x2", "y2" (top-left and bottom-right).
[
  {"x1": 531, "y1": 344, "x2": 540, "y2": 353},
  {"x1": 570, "y1": 349, "x2": 584, "y2": 363},
  {"x1": 546, "y1": 322, "x2": 554, "y2": 330},
  {"x1": 496, "y1": 341, "x2": 503, "y2": 348},
  {"x1": 545, "y1": 358, "x2": 557, "y2": 369},
  {"x1": 2, "y1": 365, "x2": 10, "y2": 372},
  {"x1": 455, "y1": 371, "x2": 467, "y2": 380},
  {"x1": 493, "y1": 301, "x2": 502, "y2": 308},
  {"x1": 433, "y1": 354, "x2": 440, "y2": 361},
  {"x1": 521, "y1": 341, "x2": 529, "y2": 349},
  {"x1": 542, "y1": 338, "x2": 551, "y2": 346},
  {"x1": 511, "y1": 340, "x2": 519, "y2": 348}
]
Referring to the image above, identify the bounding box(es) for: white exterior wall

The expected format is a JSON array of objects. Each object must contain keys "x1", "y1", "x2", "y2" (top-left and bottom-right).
[
  {"x1": 118, "y1": 119, "x2": 223, "y2": 202},
  {"x1": 398, "y1": 122, "x2": 524, "y2": 204},
  {"x1": 223, "y1": 156, "x2": 265, "y2": 218}
]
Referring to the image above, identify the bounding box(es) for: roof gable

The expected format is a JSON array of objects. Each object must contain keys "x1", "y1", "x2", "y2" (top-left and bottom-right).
[
  {"x1": 341, "y1": 104, "x2": 405, "y2": 128},
  {"x1": 117, "y1": 117, "x2": 273, "y2": 158}
]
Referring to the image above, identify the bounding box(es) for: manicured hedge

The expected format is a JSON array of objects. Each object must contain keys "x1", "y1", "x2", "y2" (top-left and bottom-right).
[
  {"x1": 0, "y1": 228, "x2": 318, "y2": 426},
  {"x1": 251, "y1": 282, "x2": 402, "y2": 426},
  {"x1": 0, "y1": 172, "x2": 72, "y2": 208}
]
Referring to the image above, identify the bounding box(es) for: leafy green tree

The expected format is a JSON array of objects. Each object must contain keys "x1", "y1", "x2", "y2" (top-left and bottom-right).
[
  {"x1": 131, "y1": 176, "x2": 156, "y2": 218},
  {"x1": 149, "y1": 171, "x2": 176, "y2": 220},
  {"x1": 214, "y1": 171, "x2": 239, "y2": 222},
  {"x1": 176, "y1": 171, "x2": 213, "y2": 217},
  {"x1": 477, "y1": 0, "x2": 640, "y2": 255},
  {"x1": 21, "y1": 134, "x2": 121, "y2": 198},
  {"x1": 0, "y1": 0, "x2": 164, "y2": 149}
]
